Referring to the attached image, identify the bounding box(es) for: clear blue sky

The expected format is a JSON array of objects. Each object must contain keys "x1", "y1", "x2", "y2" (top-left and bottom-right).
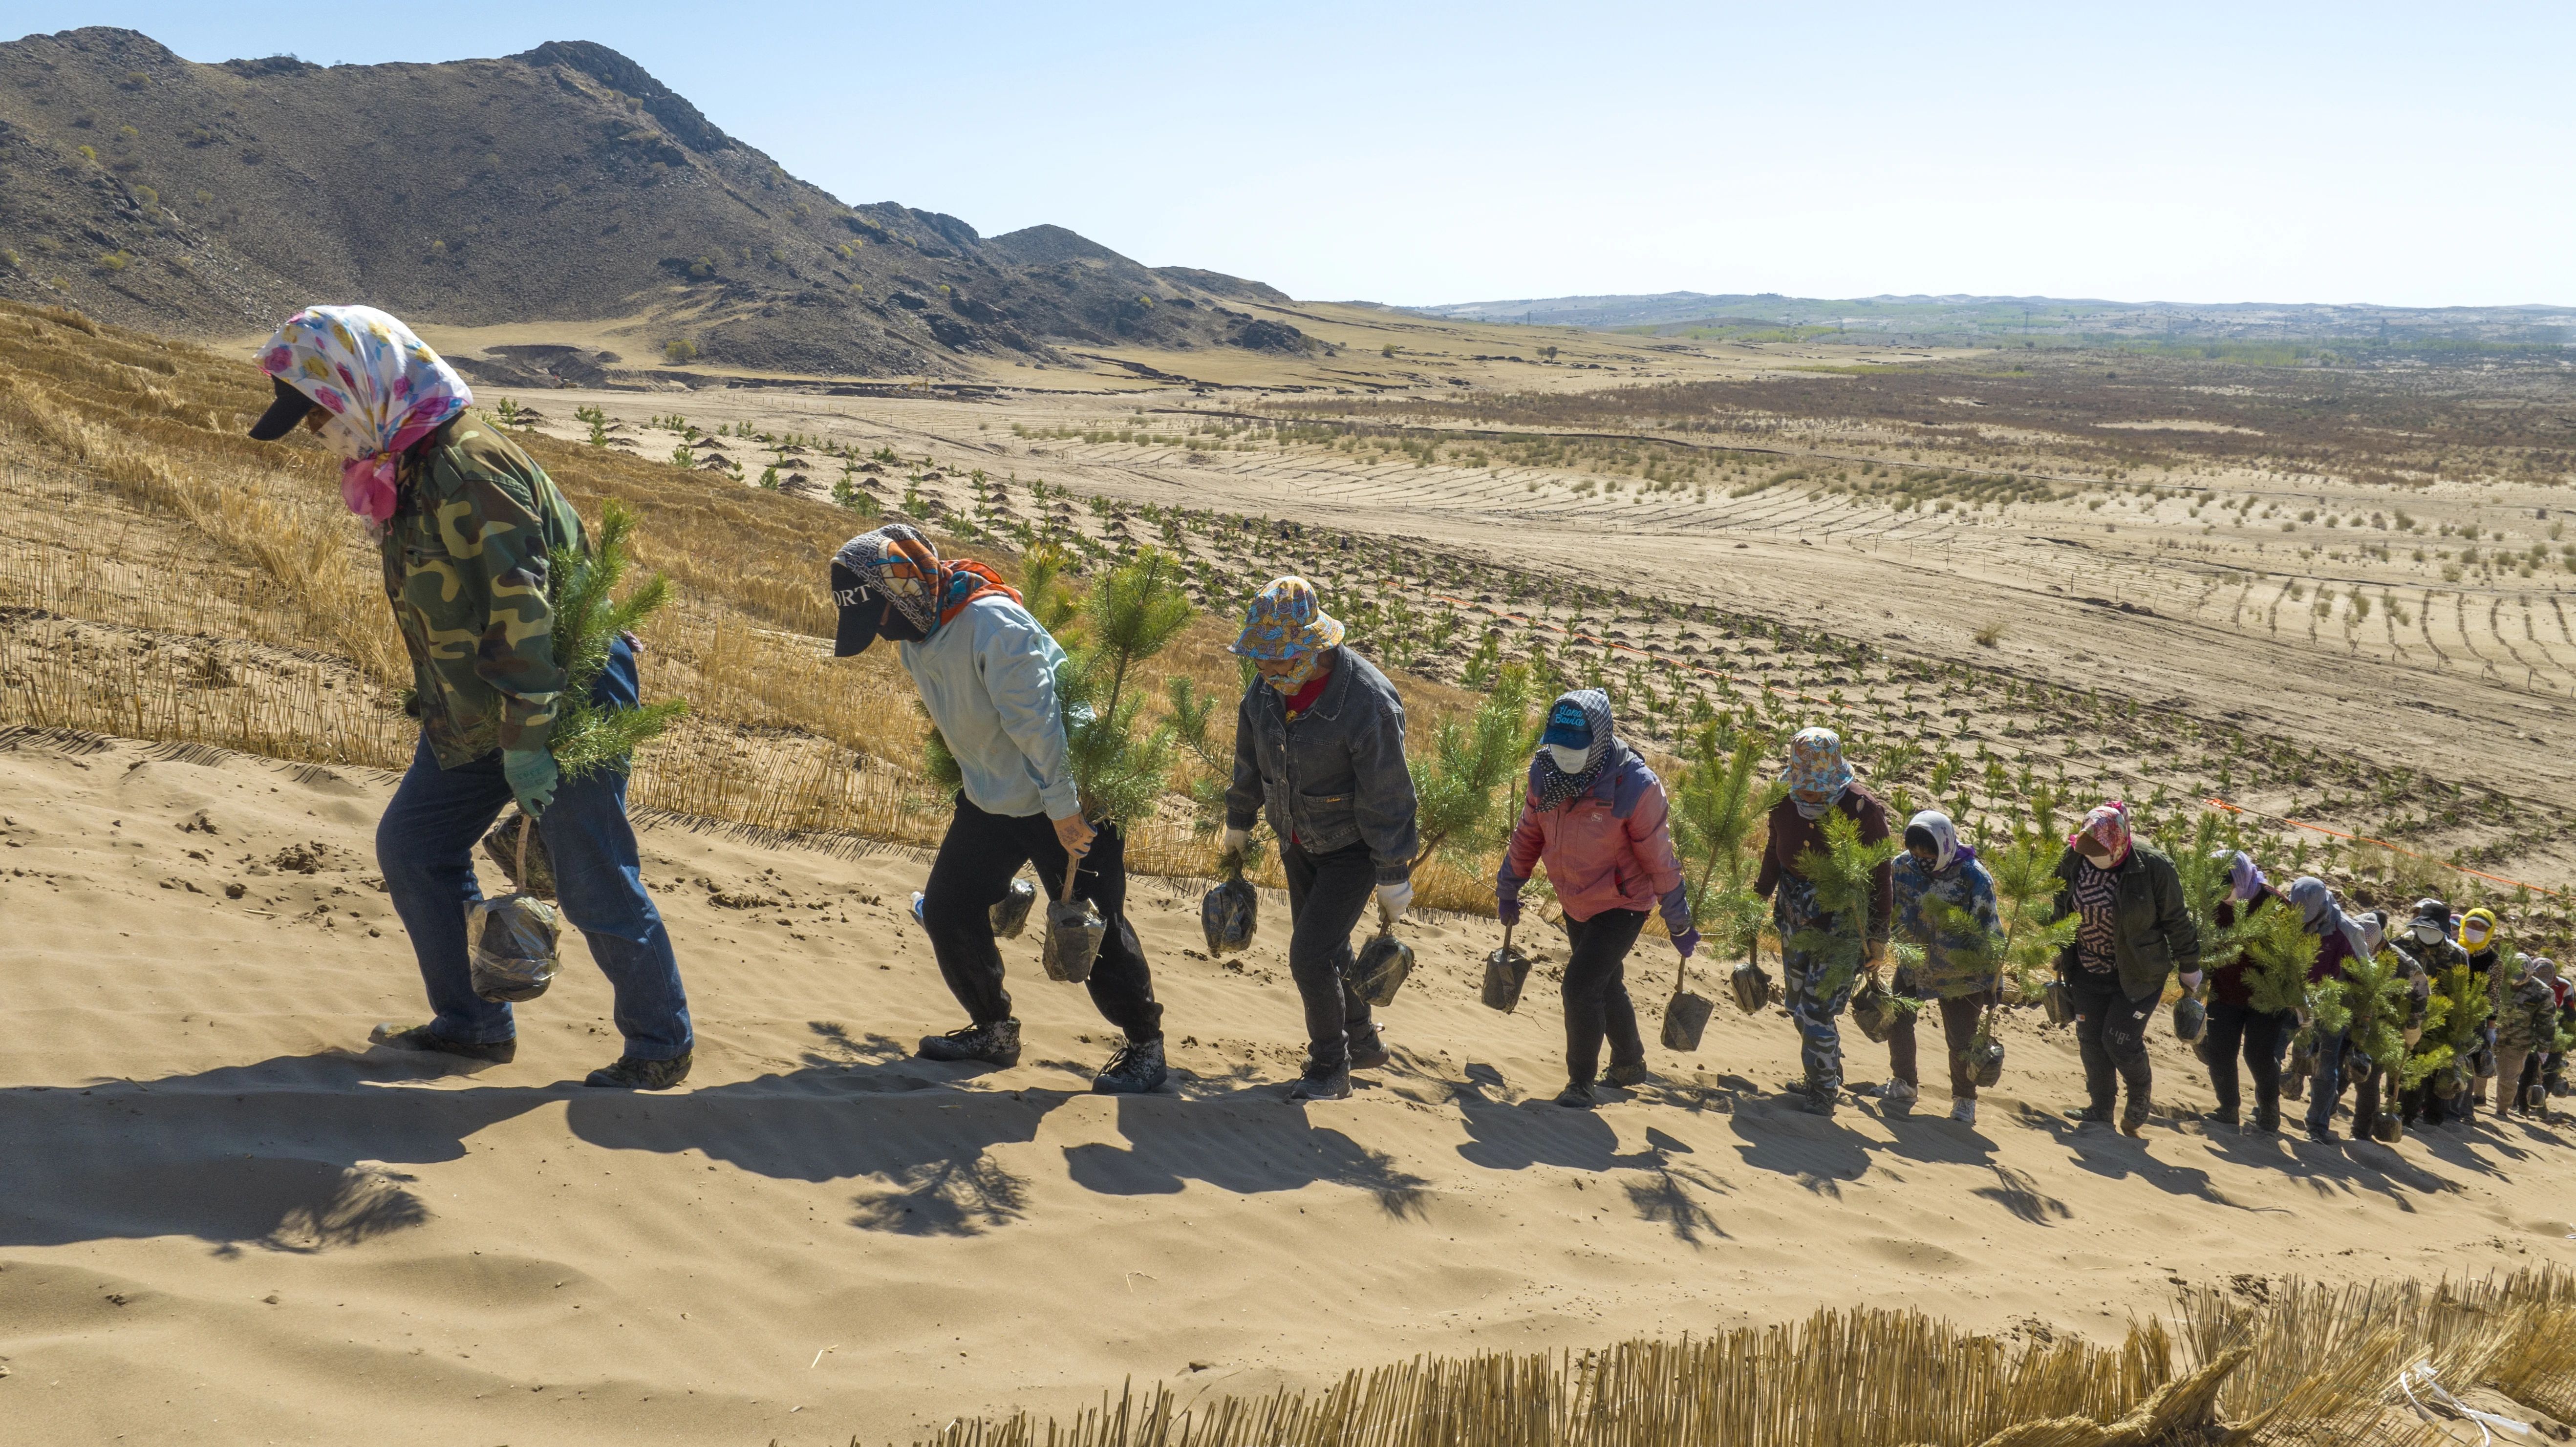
[{"x1": 15, "y1": 2, "x2": 2571, "y2": 307}]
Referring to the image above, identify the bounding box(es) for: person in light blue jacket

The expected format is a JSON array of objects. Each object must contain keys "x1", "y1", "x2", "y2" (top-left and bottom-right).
[{"x1": 830, "y1": 525, "x2": 1166, "y2": 1094}]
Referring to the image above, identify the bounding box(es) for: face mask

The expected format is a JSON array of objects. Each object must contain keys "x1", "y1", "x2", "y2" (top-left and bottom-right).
[
  {"x1": 2409, "y1": 920, "x2": 2447, "y2": 945},
  {"x1": 315, "y1": 411, "x2": 374, "y2": 462},
  {"x1": 1548, "y1": 744, "x2": 1591, "y2": 775}
]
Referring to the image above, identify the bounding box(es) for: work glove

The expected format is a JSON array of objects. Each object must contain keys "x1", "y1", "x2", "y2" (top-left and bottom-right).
[
  {"x1": 1220, "y1": 826, "x2": 1249, "y2": 857},
  {"x1": 1672, "y1": 928, "x2": 1701, "y2": 960},
  {"x1": 501, "y1": 747, "x2": 560, "y2": 822},
  {"x1": 1375, "y1": 879, "x2": 1413, "y2": 925},
  {"x1": 2179, "y1": 970, "x2": 2205, "y2": 995},
  {"x1": 1496, "y1": 895, "x2": 1523, "y2": 927},
  {"x1": 2404, "y1": 1025, "x2": 2423, "y2": 1048}
]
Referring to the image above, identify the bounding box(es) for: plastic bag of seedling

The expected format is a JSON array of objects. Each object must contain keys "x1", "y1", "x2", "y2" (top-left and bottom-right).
[
  {"x1": 1201, "y1": 850, "x2": 1258, "y2": 957},
  {"x1": 2172, "y1": 992, "x2": 2208, "y2": 1043},
  {"x1": 1352, "y1": 927, "x2": 1414, "y2": 1009},
  {"x1": 2042, "y1": 978, "x2": 2074, "y2": 1026},
  {"x1": 467, "y1": 821, "x2": 559, "y2": 1002},
  {"x1": 989, "y1": 878, "x2": 1037, "y2": 940},
  {"x1": 479, "y1": 810, "x2": 555, "y2": 900},
  {"x1": 1967, "y1": 1010, "x2": 2006, "y2": 1088},
  {"x1": 2432, "y1": 1063, "x2": 2467, "y2": 1101},
  {"x1": 1481, "y1": 924, "x2": 1534, "y2": 1014},
  {"x1": 1043, "y1": 893, "x2": 1105, "y2": 983},
  {"x1": 1850, "y1": 972, "x2": 1908, "y2": 1044},
  {"x1": 1730, "y1": 959, "x2": 1773, "y2": 1015}
]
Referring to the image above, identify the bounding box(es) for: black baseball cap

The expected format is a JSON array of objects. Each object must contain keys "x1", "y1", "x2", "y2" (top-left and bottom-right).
[
  {"x1": 246, "y1": 374, "x2": 317, "y2": 440},
  {"x1": 831, "y1": 558, "x2": 883, "y2": 657}
]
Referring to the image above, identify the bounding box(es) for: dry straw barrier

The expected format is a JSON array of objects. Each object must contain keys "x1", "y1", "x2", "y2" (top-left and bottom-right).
[{"x1": 900, "y1": 1270, "x2": 2576, "y2": 1447}]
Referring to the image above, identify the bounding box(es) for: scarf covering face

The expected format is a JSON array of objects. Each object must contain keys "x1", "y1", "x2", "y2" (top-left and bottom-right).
[
  {"x1": 1784, "y1": 727, "x2": 1854, "y2": 821},
  {"x1": 2220, "y1": 850, "x2": 2267, "y2": 903},
  {"x1": 2290, "y1": 875, "x2": 2374, "y2": 961},
  {"x1": 1533, "y1": 689, "x2": 1617, "y2": 811},
  {"x1": 1230, "y1": 576, "x2": 1345, "y2": 692},
  {"x1": 257, "y1": 306, "x2": 472, "y2": 528},
  {"x1": 832, "y1": 524, "x2": 1019, "y2": 637},
  {"x1": 1907, "y1": 809, "x2": 1972, "y2": 872},
  {"x1": 2459, "y1": 908, "x2": 2498, "y2": 952},
  {"x1": 2067, "y1": 802, "x2": 2132, "y2": 866}
]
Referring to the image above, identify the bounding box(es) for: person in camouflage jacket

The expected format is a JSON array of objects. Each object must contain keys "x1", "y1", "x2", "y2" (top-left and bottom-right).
[
  {"x1": 1884, "y1": 811, "x2": 2005, "y2": 1123},
  {"x1": 248, "y1": 306, "x2": 692, "y2": 1089}
]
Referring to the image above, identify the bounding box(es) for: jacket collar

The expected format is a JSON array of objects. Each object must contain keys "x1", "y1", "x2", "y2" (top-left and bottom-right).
[{"x1": 1272, "y1": 647, "x2": 1353, "y2": 722}]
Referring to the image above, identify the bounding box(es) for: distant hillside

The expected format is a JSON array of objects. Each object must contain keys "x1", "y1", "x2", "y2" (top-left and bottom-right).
[
  {"x1": 0, "y1": 28, "x2": 1306, "y2": 376},
  {"x1": 1408, "y1": 291, "x2": 2576, "y2": 350}
]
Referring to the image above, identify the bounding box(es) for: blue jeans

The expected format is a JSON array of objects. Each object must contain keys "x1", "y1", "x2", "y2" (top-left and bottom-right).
[
  {"x1": 2304, "y1": 1028, "x2": 2348, "y2": 1135},
  {"x1": 375, "y1": 638, "x2": 691, "y2": 1061}
]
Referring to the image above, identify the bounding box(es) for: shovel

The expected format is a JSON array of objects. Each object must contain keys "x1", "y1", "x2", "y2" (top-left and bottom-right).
[
  {"x1": 1480, "y1": 922, "x2": 1534, "y2": 1013},
  {"x1": 1040, "y1": 841, "x2": 1105, "y2": 984},
  {"x1": 1662, "y1": 952, "x2": 1715, "y2": 1052}
]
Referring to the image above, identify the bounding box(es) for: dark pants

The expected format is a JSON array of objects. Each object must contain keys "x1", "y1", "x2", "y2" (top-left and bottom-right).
[
  {"x1": 1889, "y1": 994, "x2": 1986, "y2": 1099},
  {"x1": 2205, "y1": 1000, "x2": 2289, "y2": 1120},
  {"x1": 1562, "y1": 908, "x2": 1648, "y2": 1087},
  {"x1": 1282, "y1": 840, "x2": 1378, "y2": 1069},
  {"x1": 375, "y1": 638, "x2": 692, "y2": 1061},
  {"x1": 2304, "y1": 1028, "x2": 2386, "y2": 1135},
  {"x1": 2067, "y1": 969, "x2": 2156, "y2": 1114},
  {"x1": 2401, "y1": 1071, "x2": 2465, "y2": 1126},
  {"x1": 919, "y1": 793, "x2": 1160, "y2": 1042}
]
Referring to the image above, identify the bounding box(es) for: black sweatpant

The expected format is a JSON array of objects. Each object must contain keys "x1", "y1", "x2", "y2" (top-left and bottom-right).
[
  {"x1": 2067, "y1": 969, "x2": 2157, "y2": 1114},
  {"x1": 919, "y1": 792, "x2": 1161, "y2": 1042},
  {"x1": 1563, "y1": 908, "x2": 1649, "y2": 1087},
  {"x1": 2205, "y1": 1000, "x2": 2290, "y2": 1121},
  {"x1": 1889, "y1": 994, "x2": 1987, "y2": 1099},
  {"x1": 1282, "y1": 840, "x2": 1378, "y2": 1069}
]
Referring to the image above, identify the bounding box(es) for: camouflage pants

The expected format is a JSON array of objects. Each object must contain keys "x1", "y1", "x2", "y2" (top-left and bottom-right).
[{"x1": 1776, "y1": 873, "x2": 1856, "y2": 1093}]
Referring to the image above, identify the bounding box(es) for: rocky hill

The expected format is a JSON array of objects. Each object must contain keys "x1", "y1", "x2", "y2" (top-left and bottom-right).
[{"x1": 0, "y1": 28, "x2": 1306, "y2": 376}]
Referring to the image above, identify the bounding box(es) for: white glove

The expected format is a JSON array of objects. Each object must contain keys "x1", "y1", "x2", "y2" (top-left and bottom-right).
[
  {"x1": 1376, "y1": 879, "x2": 1413, "y2": 924},
  {"x1": 2179, "y1": 970, "x2": 2204, "y2": 995},
  {"x1": 1220, "y1": 827, "x2": 1249, "y2": 857}
]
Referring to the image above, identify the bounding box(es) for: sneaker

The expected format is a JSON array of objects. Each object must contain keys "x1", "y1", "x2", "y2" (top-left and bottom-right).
[
  {"x1": 1346, "y1": 1026, "x2": 1390, "y2": 1071},
  {"x1": 2072, "y1": 1104, "x2": 2113, "y2": 1128},
  {"x1": 584, "y1": 1051, "x2": 691, "y2": 1090},
  {"x1": 1556, "y1": 1081, "x2": 1598, "y2": 1109},
  {"x1": 2120, "y1": 1098, "x2": 2153, "y2": 1137},
  {"x1": 1092, "y1": 1037, "x2": 1167, "y2": 1095},
  {"x1": 2253, "y1": 1104, "x2": 2281, "y2": 1135},
  {"x1": 1286, "y1": 1060, "x2": 1351, "y2": 1102},
  {"x1": 369, "y1": 1022, "x2": 515, "y2": 1064},
  {"x1": 2306, "y1": 1124, "x2": 2338, "y2": 1144},
  {"x1": 1882, "y1": 1079, "x2": 1919, "y2": 1118},
  {"x1": 919, "y1": 1019, "x2": 1022, "y2": 1067},
  {"x1": 1801, "y1": 1087, "x2": 1838, "y2": 1118},
  {"x1": 1950, "y1": 1098, "x2": 1977, "y2": 1126},
  {"x1": 2211, "y1": 1106, "x2": 2241, "y2": 1130},
  {"x1": 1603, "y1": 1058, "x2": 1650, "y2": 1088}
]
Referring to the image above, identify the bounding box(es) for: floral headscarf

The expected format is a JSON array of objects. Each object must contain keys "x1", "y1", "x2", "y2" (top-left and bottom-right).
[
  {"x1": 257, "y1": 306, "x2": 472, "y2": 529},
  {"x1": 1231, "y1": 576, "x2": 1345, "y2": 693},
  {"x1": 1784, "y1": 727, "x2": 1854, "y2": 821},
  {"x1": 1905, "y1": 809, "x2": 1973, "y2": 872},
  {"x1": 1533, "y1": 689, "x2": 1619, "y2": 811},
  {"x1": 2068, "y1": 802, "x2": 2132, "y2": 866},
  {"x1": 833, "y1": 523, "x2": 1017, "y2": 636}
]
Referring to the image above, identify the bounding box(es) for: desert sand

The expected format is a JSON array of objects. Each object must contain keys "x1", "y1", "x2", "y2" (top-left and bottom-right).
[{"x1": 4, "y1": 727, "x2": 2573, "y2": 1445}]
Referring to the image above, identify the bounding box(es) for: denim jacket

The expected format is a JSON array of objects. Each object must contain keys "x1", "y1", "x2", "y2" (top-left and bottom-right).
[{"x1": 1226, "y1": 648, "x2": 1419, "y2": 883}]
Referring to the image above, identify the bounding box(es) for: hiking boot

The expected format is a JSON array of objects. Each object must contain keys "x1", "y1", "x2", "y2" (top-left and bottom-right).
[
  {"x1": 1801, "y1": 1086, "x2": 1839, "y2": 1118},
  {"x1": 2072, "y1": 1103, "x2": 2113, "y2": 1128},
  {"x1": 1346, "y1": 1026, "x2": 1390, "y2": 1072},
  {"x1": 585, "y1": 1051, "x2": 692, "y2": 1090},
  {"x1": 1950, "y1": 1098, "x2": 1977, "y2": 1126},
  {"x1": 1603, "y1": 1058, "x2": 1650, "y2": 1088},
  {"x1": 919, "y1": 1019, "x2": 1022, "y2": 1067},
  {"x1": 2120, "y1": 1098, "x2": 2153, "y2": 1137},
  {"x1": 1286, "y1": 1059, "x2": 1351, "y2": 1102},
  {"x1": 2253, "y1": 1103, "x2": 2281, "y2": 1135},
  {"x1": 1091, "y1": 1037, "x2": 1167, "y2": 1095},
  {"x1": 1556, "y1": 1080, "x2": 1599, "y2": 1109},
  {"x1": 1882, "y1": 1079, "x2": 1919, "y2": 1118},
  {"x1": 2211, "y1": 1106, "x2": 2241, "y2": 1130},
  {"x1": 369, "y1": 1022, "x2": 514, "y2": 1065}
]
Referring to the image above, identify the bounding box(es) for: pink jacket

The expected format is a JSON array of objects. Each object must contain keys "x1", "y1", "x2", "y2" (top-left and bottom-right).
[{"x1": 1500, "y1": 753, "x2": 1690, "y2": 930}]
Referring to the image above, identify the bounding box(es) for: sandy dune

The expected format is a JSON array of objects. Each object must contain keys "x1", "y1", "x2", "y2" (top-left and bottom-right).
[{"x1": 3, "y1": 728, "x2": 2573, "y2": 1445}]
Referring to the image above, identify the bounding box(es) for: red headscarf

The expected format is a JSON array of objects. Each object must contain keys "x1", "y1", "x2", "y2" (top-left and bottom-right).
[{"x1": 2068, "y1": 801, "x2": 2132, "y2": 866}]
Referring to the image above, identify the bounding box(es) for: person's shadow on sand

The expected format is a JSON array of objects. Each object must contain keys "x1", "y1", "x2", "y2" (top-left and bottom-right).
[{"x1": 0, "y1": 1049, "x2": 549, "y2": 1255}]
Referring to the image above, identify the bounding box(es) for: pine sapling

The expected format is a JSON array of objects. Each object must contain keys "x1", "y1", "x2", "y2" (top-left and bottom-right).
[
  {"x1": 1059, "y1": 548, "x2": 1191, "y2": 829},
  {"x1": 2241, "y1": 900, "x2": 2320, "y2": 1017},
  {"x1": 1787, "y1": 810, "x2": 1898, "y2": 1003},
  {"x1": 1408, "y1": 662, "x2": 1537, "y2": 872},
  {"x1": 1988, "y1": 831, "x2": 2074, "y2": 1002},
  {"x1": 545, "y1": 499, "x2": 687, "y2": 781},
  {"x1": 1672, "y1": 725, "x2": 1779, "y2": 968}
]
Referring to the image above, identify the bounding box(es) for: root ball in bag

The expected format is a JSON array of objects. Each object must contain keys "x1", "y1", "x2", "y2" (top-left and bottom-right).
[
  {"x1": 1661, "y1": 984, "x2": 1714, "y2": 1051},
  {"x1": 1730, "y1": 959, "x2": 1772, "y2": 1015},
  {"x1": 1480, "y1": 938, "x2": 1533, "y2": 1014},
  {"x1": 467, "y1": 894, "x2": 560, "y2": 1003},
  {"x1": 1043, "y1": 895, "x2": 1105, "y2": 983},
  {"x1": 1352, "y1": 929, "x2": 1414, "y2": 1008},
  {"x1": 989, "y1": 878, "x2": 1037, "y2": 940},
  {"x1": 1202, "y1": 872, "x2": 1258, "y2": 956}
]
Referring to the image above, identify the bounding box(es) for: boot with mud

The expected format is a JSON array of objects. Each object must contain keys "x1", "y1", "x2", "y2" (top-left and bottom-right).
[
  {"x1": 2120, "y1": 1096, "x2": 2153, "y2": 1137},
  {"x1": 920, "y1": 1018, "x2": 1023, "y2": 1067},
  {"x1": 1346, "y1": 1025, "x2": 1391, "y2": 1072},
  {"x1": 1556, "y1": 1080, "x2": 1599, "y2": 1109},
  {"x1": 1286, "y1": 1058, "x2": 1352, "y2": 1102},
  {"x1": 585, "y1": 1051, "x2": 692, "y2": 1090},
  {"x1": 1091, "y1": 1037, "x2": 1167, "y2": 1095},
  {"x1": 1603, "y1": 1056, "x2": 1650, "y2": 1088}
]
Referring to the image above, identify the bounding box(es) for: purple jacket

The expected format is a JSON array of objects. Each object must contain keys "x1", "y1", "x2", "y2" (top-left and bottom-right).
[{"x1": 1499, "y1": 752, "x2": 1690, "y2": 932}]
